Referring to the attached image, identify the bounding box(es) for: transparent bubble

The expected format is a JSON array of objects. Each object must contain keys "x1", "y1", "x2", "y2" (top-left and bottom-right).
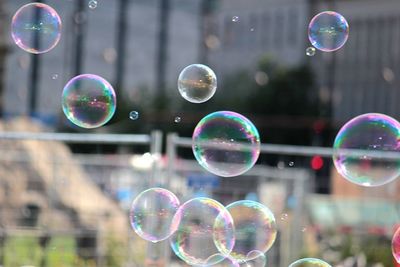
[
  {"x1": 88, "y1": 0, "x2": 98, "y2": 9},
  {"x1": 333, "y1": 113, "x2": 400, "y2": 187},
  {"x1": 174, "y1": 116, "x2": 181, "y2": 123},
  {"x1": 178, "y1": 64, "x2": 217, "y2": 103},
  {"x1": 62, "y1": 74, "x2": 117, "y2": 129},
  {"x1": 204, "y1": 254, "x2": 240, "y2": 267},
  {"x1": 129, "y1": 111, "x2": 139, "y2": 120},
  {"x1": 243, "y1": 251, "x2": 267, "y2": 267},
  {"x1": 52, "y1": 74, "x2": 58, "y2": 80},
  {"x1": 170, "y1": 197, "x2": 235, "y2": 266},
  {"x1": 289, "y1": 258, "x2": 332, "y2": 267},
  {"x1": 232, "y1": 16, "x2": 239, "y2": 22},
  {"x1": 130, "y1": 188, "x2": 180, "y2": 243},
  {"x1": 288, "y1": 161, "x2": 294, "y2": 167},
  {"x1": 392, "y1": 227, "x2": 400, "y2": 263},
  {"x1": 306, "y1": 47, "x2": 316, "y2": 56},
  {"x1": 226, "y1": 200, "x2": 276, "y2": 262},
  {"x1": 308, "y1": 11, "x2": 349, "y2": 52},
  {"x1": 192, "y1": 111, "x2": 260, "y2": 177},
  {"x1": 280, "y1": 213, "x2": 288, "y2": 221},
  {"x1": 11, "y1": 3, "x2": 62, "y2": 54}
]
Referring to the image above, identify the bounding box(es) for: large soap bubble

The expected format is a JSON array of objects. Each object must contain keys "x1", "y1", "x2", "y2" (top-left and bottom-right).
[
  {"x1": 192, "y1": 111, "x2": 260, "y2": 177},
  {"x1": 62, "y1": 74, "x2": 117, "y2": 129},
  {"x1": 129, "y1": 188, "x2": 180, "y2": 243},
  {"x1": 226, "y1": 200, "x2": 276, "y2": 262},
  {"x1": 170, "y1": 197, "x2": 235, "y2": 266},
  {"x1": 308, "y1": 11, "x2": 349, "y2": 52},
  {"x1": 178, "y1": 64, "x2": 217, "y2": 103},
  {"x1": 11, "y1": 3, "x2": 62, "y2": 54},
  {"x1": 333, "y1": 113, "x2": 400, "y2": 187}
]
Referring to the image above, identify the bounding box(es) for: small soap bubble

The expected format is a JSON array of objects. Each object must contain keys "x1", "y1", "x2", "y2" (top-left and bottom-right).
[
  {"x1": 289, "y1": 258, "x2": 332, "y2": 267},
  {"x1": 308, "y1": 11, "x2": 349, "y2": 52},
  {"x1": 174, "y1": 116, "x2": 181, "y2": 123},
  {"x1": 130, "y1": 188, "x2": 180, "y2": 243},
  {"x1": 232, "y1": 16, "x2": 239, "y2": 22},
  {"x1": 250, "y1": 28, "x2": 255, "y2": 32},
  {"x1": 52, "y1": 74, "x2": 58, "y2": 80},
  {"x1": 178, "y1": 64, "x2": 217, "y2": 103},
  {"x1": 192, "y1": 111, "x2": 260, "y2": 177},
  {"x1": 280, "y1": 213, "x2": 288, "y2": 221},
  {"x1": 288, "y1": 161, "x2": 294, "y2": 167},
  {"x1": 302, "y1": 227, "x2": 307, "y2": 232},
  {"x1": 306, "y1": 47, "x2": 316, "y2": 56},
  {"x1": 88, "y1": 0, "x2": 98, "y2": 9},
  {"x1": 226, "y1": 200, "x2": 277, "y2": 262},
  {"x1": 11, "y1": 3, "x2": 62, "y2": 54},
  {"x1": 129, "y1": 111, "x2": 139, "y2": 120},
  {"x1": 62, "y1": 74, "x2": 116, "y2": 129}
]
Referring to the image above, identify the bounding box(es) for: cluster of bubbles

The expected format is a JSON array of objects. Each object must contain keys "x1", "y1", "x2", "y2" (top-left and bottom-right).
[{"x1": 129, "y1": 187, "x2": 282, "y2": 266}]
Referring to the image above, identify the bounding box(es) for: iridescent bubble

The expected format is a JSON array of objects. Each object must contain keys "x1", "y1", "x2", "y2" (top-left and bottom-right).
[
  {"x1": 62, "y1": 74, "x2": 117, "y2": 129},
  {"x1": 333, "y1": 113, "x2": 400, "y2": 187},
  {"x1": 204, "y1": 254, "x2": 240, "y2": 267},
  {"x1": 225, "y1": 200, "x2": 276, "y2": 262},
  {"x1": 306, "y1": 47, "x2": 316, "y2": 56},
  {"x1": 244, "y1": 251, "x2": 267, "y2": 267},
  {"x1": 88, "y1": 0, "x2": 98, "y2": 9},
  {"x1": 192, "y1": 111, "x2": 260, "y2": 177},
  {"x1": 392, "y1": 227, "x2": 400, "y2": 263},
  {"x1": 232, "y1": 16, "x2": 239, "y2": 22},
  {"x1": 170, "y1": 197, "x2": 235, "y2": 266},
  {"x1": 308, "y1": 11, "x2": 349, "y2": 52},
  {"x1": 174, "y1": 116, "x2": 181, "y2": 123},
  {"x1": 129, "y1": 188, "x2": 180, "y2": 243},
  {"x1": 289, "y1": 258, "x2": 332, "y2": 267},
  {"x1": 129, "y1": 111, "x2": 139, "y2": 120},
  {"x1": 178, "y1": 64, "x2": 217, "y2": 103},
  {"x1": 11, "y1": 3, "x2": 62, "y2": 54}
]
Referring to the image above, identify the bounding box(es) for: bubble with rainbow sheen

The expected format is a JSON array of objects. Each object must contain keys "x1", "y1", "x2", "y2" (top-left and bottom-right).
[
  {"x1": 129, "y1": 188, "x2": 180, "y2": 243},
  {"x1": 62, "y1": 74, "x2": 116, "y2": 129},
  {"x1": 333, "y1": 113, "x2": 400, "y2": 187},
  {"x1": 308, "y1": 11, "x2": 349, "y2": 52},
  {"x1": 289, "y1": 258, "x2": 332, "y2": 267},
  {"x1": 203, "y1": 253, "x2": 240, "y2": 267},
  {"x1": 169, "y1": 197, "x2": 235, "y2": 266},
  {"x1": 178, "y1": 64, "x2": 217, "y2": 103},
  {"x1": 11, "y1": 3, "x2": 61, "y2": 54},
  {"x1": 225, "y1": 200, "x2": 276, "y2": 263},
  {"x1": 192, "y1": 111, "x2": 260, "y2": 177},
  {"x1": 392, "y1": 227, "x2": 400, "y2": 263}
]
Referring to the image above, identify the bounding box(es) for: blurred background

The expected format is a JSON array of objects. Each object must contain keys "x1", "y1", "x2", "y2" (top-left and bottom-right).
[{"x1": 0, "y1": 0, "x2": 400, "y2": 266}]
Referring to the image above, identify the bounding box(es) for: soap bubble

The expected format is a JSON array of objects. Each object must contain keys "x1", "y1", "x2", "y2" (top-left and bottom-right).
[
  {"x1": 392, "y1": 227, "x2": 400, "y2": 263},
  {"x1": 170, "y1": 197, "x2": 235, "y2": 266},
  {"x1": 174, "y1": 116, "x2": 181, "y2": 123},
  {"x1": 225, "y1": 200, "x2": 276, "y2": 262},
  {"x1": 289, "y1": 258, "x2": 332, "y2": 267},
  {"x1": 204, "y1": 254, "x2": 240, "y2": 267},
  {"x1": 333, "y1": 113, "x2": 400, "y2": 186},
  {"x1": 192, "y1": 111, "x2": 260, "y2": 177},
  {"x1": 178, "y1": 64, "x2": 217, "y2": 103},
  {"x1": 306, "y1": 47, "x2": 316, "y2": 56},
  {"x1": 129, "y1": 111, "x2": 139, "y2": 120},
  {"x1": 88, "y1": 0, "x2": 98, "y2": 9},
  {"x1": 11, "y1": 3, "x2": 62, "y2": 54},
  {"x1": 308, "y1": 11, "x2": 349, "y2": 52},
  {"x1": 62, "y1": 74, "x2": 116, "y2": 129},
  {"x1": 232, "y1": 16, "x2": 239, "y2": 22},
  {"x1": 130, "y1": 188, "x2": 180, "y2": 243},
  {"x1": 243, "y1": 251, "x2": 267, "y2": 267}
]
